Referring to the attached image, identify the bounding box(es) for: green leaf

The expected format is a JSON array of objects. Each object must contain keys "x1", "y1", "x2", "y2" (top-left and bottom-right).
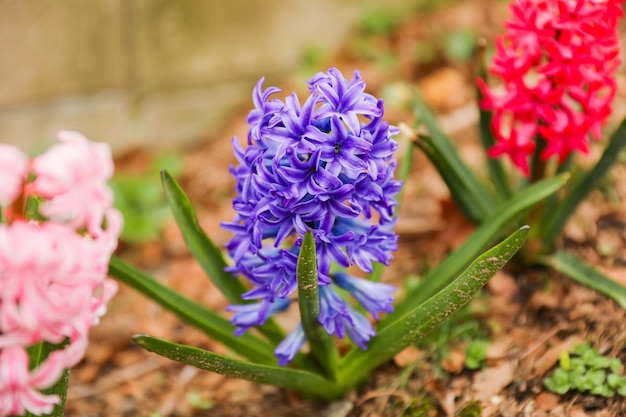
[
  {"x1": 296, "y1": 231, "x2": 339, "y2": 379},
  {"x1": 544, "y1": 368, "x2": 571, "y2": 395},
  {"x1": 465, "y1": 340, "x2": 489, "y2": 370},
  {"x1": 160, "y1": 170, "x2": 285, "y2": 344},
  {"x1": 412, "y1": 92, "x2": 496, "y2": 223},
  {"x1": 540, "y1": 251, "x2": 626, "y2": 309},
  {"x1": 386, "y1": 174, "x2": 567, "y2": 322},
  {"x1": 133, "y1": 335, "x2": 342, "y2": 402},
  {"x1": 160, "y1": 170, "x2": 247, "y2": 304},
  {"x1": 25, "y1": 342, "x2": 70, "y2": 417},
  {"x1": 108, "y1": 256, "x2": 277, "y2": 365},
  {"x1": 338, "y1": 226, "x2": 528, "y2": 388},
  {"x1": 541, "y1": 117, "x2": 626, "y2": 247}
]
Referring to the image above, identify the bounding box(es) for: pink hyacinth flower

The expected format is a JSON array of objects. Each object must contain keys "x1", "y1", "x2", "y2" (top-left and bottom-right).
[
  {"x1": 0, "y1": 346, "x2": 65, "y2": 416},
  {"x1": 0, "y1": 132, "x2": 122, "y2": 416},
  {"x1": 479, "y1": 0, "x2": 623, "y2": 175},
  {"x1": 0, "y1": 144, "x2": 29, "y2": 207},
  {"x1": 0, "y1": 220, "x2": 119, "y2": 350},
  {"x1": 29, "y1": 130, "x2": 115, "y2": 236}
]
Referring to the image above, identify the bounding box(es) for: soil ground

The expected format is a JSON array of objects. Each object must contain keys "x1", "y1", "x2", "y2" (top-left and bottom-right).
[{"x1": 65, "y1": 1, "x2": 626, "y2": 415}]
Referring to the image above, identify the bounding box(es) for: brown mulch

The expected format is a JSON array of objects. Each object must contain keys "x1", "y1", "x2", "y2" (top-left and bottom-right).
[{"x1": 65, "y1": 1, "x2": 626, "y2": 416}]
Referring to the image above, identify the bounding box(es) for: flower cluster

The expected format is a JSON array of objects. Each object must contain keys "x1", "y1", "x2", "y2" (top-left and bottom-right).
[
  {"x1": 478, "y1": 0, "x2": 623, "y2": 175},
  {"x1": 0, "y1": 132, "x2": 122, "y2": 416},
  {"x1": 223, "y1": 68, "x2": 401, "y2": 365}
]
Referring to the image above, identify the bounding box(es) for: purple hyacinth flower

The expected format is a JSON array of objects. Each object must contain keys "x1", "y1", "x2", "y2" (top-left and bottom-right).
[
  {"x1": 318, "y1": 285, "x2": 377, "y2": 349},
  {"x1": 318, "y1": 284, "x2": 352, "y2": 338},
  {"x1": 223, "y1": 68, "x2": 402, "y2": 365},
  {"x1": 333, "y1": 272, "x2": 395, "y2": 319},
  {"x1": 345, "y1": 306, "x2": 376, "y2": 350},
  {"x1": 227, "y1": 298, "x2": 292, "y2": 336},
  {"x1": 275, "y1": 324, "x2": 306, "y2": 366}
]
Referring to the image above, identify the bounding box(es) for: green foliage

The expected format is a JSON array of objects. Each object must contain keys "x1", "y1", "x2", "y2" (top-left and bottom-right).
[
  {"x1": 443, "y1": 30, "x2": 478, "y2": 63},
  {"x1": 544, "y1": 341, "x2": 626, "y2": 397},
  {"x1": 109, "y1": 172, "x2": 530, "y2": 401},
  {"x1": 111, "y1": 153, "x2": 182, "y2": 243}
]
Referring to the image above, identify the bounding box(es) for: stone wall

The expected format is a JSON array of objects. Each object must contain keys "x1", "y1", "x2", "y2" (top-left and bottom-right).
[{"x1": 0, "y1": 0, "x2": 417, "y2": 154}]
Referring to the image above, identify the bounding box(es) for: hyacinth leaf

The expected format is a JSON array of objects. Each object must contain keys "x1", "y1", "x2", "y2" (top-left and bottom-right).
[
  {"x1": 39, "y1": 370, "x2": 70, "y2": 417},
  {"x1": 384, "y1": 173, "x2": 568, "y2": 324},
  {"x1": 540, "y1": 251, "x2": 626, "y2": 309},
  {"x1": 540, "y1": 117, "x2": 626, "y2": 248},
  {"x1": 160, "y1": 170, "x2": 247, "y2": 304},
  {"x1": 160, "y1": 170, "x2": 285, "y2": 344},
  {"x1": 338, "y1": 226, "x2": 528, "y2": 388},
  {"x1": 133, "y1": 335, "x2": 343, "y2": 402},
  {"x1": 297, "y1": 231, "x2": 340, "y2": 379},
  {"x1": 108, "y1": 256, "x2": 277, "y2": 365},
  {"x1": 25, "y1": 342, "x2": 69, "y2": 417},
  {"x1": 417, "y1": 135, "x2": 487, "y2": 223},
  {"x1": 411, "y1": 93, "x2": 496, "y2": 223}
]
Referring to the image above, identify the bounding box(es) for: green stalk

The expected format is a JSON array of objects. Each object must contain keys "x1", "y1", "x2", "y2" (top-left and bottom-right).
[
  {"x1": 541, "y1": 118, "x2": 626, "y2": 248},
  {"x1": 297, "y1": 231, "x2": 340, "y2": 380}
]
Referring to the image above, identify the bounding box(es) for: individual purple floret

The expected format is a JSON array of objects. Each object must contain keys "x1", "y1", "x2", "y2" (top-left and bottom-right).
[
  {"x1": 222, "y1": 68, "x2": 402, "y2": 365},
  {"x1": 275, "y1": 324, "x2": 306, "y2": 366},
  {"x1": 334, "y1": 272, "x2": 395, "y2": 319},
  {"x1": 227, "y1": 298, "x2": 291, "y2": 336}
]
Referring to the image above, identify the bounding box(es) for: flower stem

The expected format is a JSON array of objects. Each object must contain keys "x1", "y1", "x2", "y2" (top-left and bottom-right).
[{"x1": 297, "y1": 232, "x2": 340, "y2": 380}]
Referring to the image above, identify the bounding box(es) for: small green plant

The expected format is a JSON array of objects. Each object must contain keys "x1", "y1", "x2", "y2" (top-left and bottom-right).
[
  {"x1": 186, "y1": 391, "x2": 213, "y2": 410},
  {"x1": 464, "y1": 340, "x2": 489, "y2": 370},
  {"x1": 457, "y1": 400, "x2": 482, "y2": 417},
  {"x1": 415, "y1": 302, "x2": 487, "y2": 372},
  {"x1": 111, "y1": 153, "x2": 182, "y2": 243},
  {"x1": 544, "y1": 341, "x2": 626, "y2": 397}
]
